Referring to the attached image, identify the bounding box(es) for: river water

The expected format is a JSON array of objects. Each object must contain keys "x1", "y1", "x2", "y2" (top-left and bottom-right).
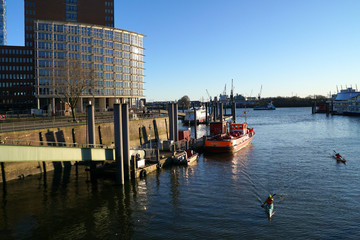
[{"x1": 1, "y1": 107, "x2": 360, "y2": 239}]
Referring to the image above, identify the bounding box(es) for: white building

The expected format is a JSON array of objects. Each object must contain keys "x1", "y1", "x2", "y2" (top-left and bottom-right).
[{"x1": 34, "y1": 20, "x2": 145, "y2": 112}]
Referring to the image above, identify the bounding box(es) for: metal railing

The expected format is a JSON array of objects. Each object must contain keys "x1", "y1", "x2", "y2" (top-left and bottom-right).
[
  {"x1": 0, "y1": 112, "x2": 168, "y2": 133},
  {"x1": 0, "y1": 138, "x2": 114, "y2": 148}
]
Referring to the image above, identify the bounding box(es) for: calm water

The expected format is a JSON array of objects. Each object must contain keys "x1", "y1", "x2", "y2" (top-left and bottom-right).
[{"x1": 1, "y1": 107, "x2": 360, "y2": 239}]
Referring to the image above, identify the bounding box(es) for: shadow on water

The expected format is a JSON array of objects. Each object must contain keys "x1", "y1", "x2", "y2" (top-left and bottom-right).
[{"x1": 0, "y1": 166, "x2": 143, "y2": 240}]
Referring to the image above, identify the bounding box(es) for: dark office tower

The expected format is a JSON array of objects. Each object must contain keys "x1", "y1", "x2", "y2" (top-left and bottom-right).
[
  {"x1": 0, "y1": 46, "x2": 35, "y2": 110},
  {"x1": 24, "y1": 0, "x2": 114, "y2": 47}
]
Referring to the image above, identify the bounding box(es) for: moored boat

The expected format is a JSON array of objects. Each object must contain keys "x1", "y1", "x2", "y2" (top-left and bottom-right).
[
  {"x1": 254, "y1": 101, "x2": 276, "y2": 110},
  {"x1": 204, "y1": 121, "x2": 255, "y2": 153},
  {"x1": 173, "y1": 150, "x2": 199, "y2": 165}
]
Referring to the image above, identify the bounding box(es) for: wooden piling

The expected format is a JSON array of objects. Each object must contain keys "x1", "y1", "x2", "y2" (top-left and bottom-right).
[
  {"x1": 205, "y1": 102, "x2": 209, "y2": 125},
  {"x1": 72, "y1": 128, "x2": 78, "y2": 175},
  {"x1": 87, "y1": 104, "x2": 96, "y2": 182},
  {"x1": 1, "y1": 162, "x2": 6, "y2": 184},
  {"x1": 174, "y1": 103, "x2": 179, "y2": 142},
  {"x1": 131, "y1": 155, "x2": 136, "y2": 180},
  {"x1": 165, "y1": 118, "x2": 169, "y2": 140},
  {"x1": 98, "y1": 126, "x2": 103, "y2": 146},
  {"x1": 114, "y1": 103, "x2": 124, "y2": 185},
  {"x1": 139, "y1": 127, "x2": 143, "y2": 146},
  {"x1": 232, "y1": 102, "x2": 237, "y2": 122},
  {"x1": 193, "y1": 103, "x2": 198, "y2": 139},
  {"x1": 122, "y1": 104, "x2": 131, "y2": 181},
  {"x1": 153, "y1": 119, "x2": 160, "y2": 143}
]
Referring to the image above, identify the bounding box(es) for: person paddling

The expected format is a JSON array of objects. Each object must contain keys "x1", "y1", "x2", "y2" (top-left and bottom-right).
[
  {"x1": 335, "y1": 153, "x2": 342, "y2": 159},
  {"x1": 262, "y1": 194, "x2": 274, "y2": 208}
]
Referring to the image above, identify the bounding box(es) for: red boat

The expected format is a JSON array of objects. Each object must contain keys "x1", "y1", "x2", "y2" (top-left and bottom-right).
[{"x1": 204, "y1": 121, "x2": 255, "y2": 153}]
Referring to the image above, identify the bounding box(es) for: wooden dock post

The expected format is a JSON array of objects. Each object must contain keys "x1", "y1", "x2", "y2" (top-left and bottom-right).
[
  {"x1": 87, "y1": 103, "x2": 95, "y2": 148},
  {"x1": 174, "y1": 103, "x2": 179, "y2": 142},
  {"x1": 220, "y1": 103, "x2": 224, "y2": 127},
  {"x1": 72, "y1": 128, "x2": 78, "y2": 175},
  {"x1": 193, "y1": 103, "x2": 198, "y2": 140},
  {"x1": 205, "y1": 102, "x2": 209, "y2": 125},
  {"x1": 168, "y1": 103, "x2": 174, "y2": 141},
  {"x1": 130, "y1": 155, "x2": 136, "y2": 180},
  {"x1": 232, "y1": 102, "x2": 237, "y2": 122},
  {"x1": 1, "y1": 162, "x2": 6, "y2": 185},
  {"x1": 114, "y1": 103, "x2": 124, "y2": 185},
  {"x1": 87, "y1": 103, "x2": 96, "y2": 182},
  {"x1": 38, "y1": 132, "x2": 47, "y2": 177},
  {"x1": 98, "y1": 126, "x2": 103, "y2": 146},
  {"x1": 122, "y1": 104, "x2": 131, "y2": 181},
  {"x1": 139, "y1": 127, "x2": 143, "y2": 146}
]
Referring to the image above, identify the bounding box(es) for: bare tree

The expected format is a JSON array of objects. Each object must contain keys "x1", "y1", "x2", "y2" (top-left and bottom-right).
[
  {"x1": 178, "y1": 95, "x2": 191, "y2": 110},
  {"x1": 54, "y1": 59, "x2": 93, "y2": 122}
]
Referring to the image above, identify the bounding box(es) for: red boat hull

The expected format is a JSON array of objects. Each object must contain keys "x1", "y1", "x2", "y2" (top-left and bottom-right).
[{"x1": 204, "y1": 134, "x2": 255, "y2": 153}]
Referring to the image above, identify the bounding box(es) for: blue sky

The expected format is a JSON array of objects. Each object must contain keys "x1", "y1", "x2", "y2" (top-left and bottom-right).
[{"x1": 6, "y1": 0, "x2": 360, "y2": 101}]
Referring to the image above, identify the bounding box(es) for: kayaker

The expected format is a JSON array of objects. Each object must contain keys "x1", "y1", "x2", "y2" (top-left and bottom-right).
[
  {"x1": 262, "y1": 194, "x2": 274, "y2": 207},
  {"x1": 335, "y1": 153, "x2": 342, "y2": 158}
]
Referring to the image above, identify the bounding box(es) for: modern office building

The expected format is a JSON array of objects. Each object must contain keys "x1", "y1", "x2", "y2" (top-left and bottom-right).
[
  {"x1": 25, "y1": 0, "x2": 114, "y2": 47},
  {"x1": 0, "y1": 0, "x2": 6, "y2": 45},
  {"x1": 0, "y1": 46, "x2": 35, "y2": 111},
  {"x1": 34, "y1": 20, "x2": 144, "y2": 111}
]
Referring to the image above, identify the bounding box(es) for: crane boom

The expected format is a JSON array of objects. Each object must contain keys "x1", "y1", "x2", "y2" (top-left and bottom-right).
[{"x1": 206, "y1": 89, "x2": 212, "y2": 101}]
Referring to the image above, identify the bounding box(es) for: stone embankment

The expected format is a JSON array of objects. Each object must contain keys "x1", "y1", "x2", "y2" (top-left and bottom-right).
[{"x1": 0, "y1": 117, "x2": 169, "y2": 182}]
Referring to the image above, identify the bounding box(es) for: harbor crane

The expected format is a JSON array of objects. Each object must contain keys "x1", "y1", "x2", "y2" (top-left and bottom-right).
[{"x1": 206, "y1": 89, "x2": 212, "y2": 101}]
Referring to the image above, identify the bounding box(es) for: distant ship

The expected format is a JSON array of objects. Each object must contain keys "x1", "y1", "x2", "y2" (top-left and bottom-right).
[{"x1": 253, "y1": 101, "x2": 276, "y2": 110}]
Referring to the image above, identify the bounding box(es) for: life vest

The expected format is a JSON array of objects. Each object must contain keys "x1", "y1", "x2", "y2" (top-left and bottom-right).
[{"x1": 266, "y1": 197, "x2": 273, "y2": 205}]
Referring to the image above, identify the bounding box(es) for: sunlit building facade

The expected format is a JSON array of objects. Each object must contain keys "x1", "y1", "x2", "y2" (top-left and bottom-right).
[
  {"x1": 0, "y1": 0, "x2": 6, "y2": 45},
  {"x1": 34, "y1": 20, "x2": 145, "y2": 111}
]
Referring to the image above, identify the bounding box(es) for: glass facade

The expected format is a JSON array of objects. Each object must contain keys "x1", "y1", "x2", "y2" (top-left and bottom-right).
[
  {"x1": 34, "y1": 20, "x2": 144, "y2": 109},
  {"x1": 65, "y1": 0, "x2": 77, "y2": 22},
  {"x1": 0, "y1": 0, "x2": 6, "y2": 45},
  {"x1": 0, "y1": 46, "x2": 35, "y2": 110}
]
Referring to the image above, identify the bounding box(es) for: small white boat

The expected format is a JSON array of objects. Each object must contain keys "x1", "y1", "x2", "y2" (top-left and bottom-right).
[{"x1": 184, "y1": 106, "x2": 207, "y2": 124}]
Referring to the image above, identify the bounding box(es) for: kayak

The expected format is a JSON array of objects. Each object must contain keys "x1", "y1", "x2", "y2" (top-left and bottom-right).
[
  {"x1": 333, "y1": 154, "x2": 346, "y2": 164},
  {"x1": 263, "y1": 203, "x2": 275, "y2": 218}
]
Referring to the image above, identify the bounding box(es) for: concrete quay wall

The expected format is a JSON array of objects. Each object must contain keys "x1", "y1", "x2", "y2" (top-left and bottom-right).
[{"x1": 0, "y1": 117, "x2": 169, "y2": 183}]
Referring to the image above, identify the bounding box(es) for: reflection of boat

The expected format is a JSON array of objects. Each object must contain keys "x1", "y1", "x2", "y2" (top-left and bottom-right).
[
  {"x1": 254, "y1": 101, "x2": 276, "y2": 110},
  {"x1": 184, "y1": 106, "x2": 207, "y2": 124},
  {"x1": 204, "y1": 121, "x2": 255, "y2": 153}
]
